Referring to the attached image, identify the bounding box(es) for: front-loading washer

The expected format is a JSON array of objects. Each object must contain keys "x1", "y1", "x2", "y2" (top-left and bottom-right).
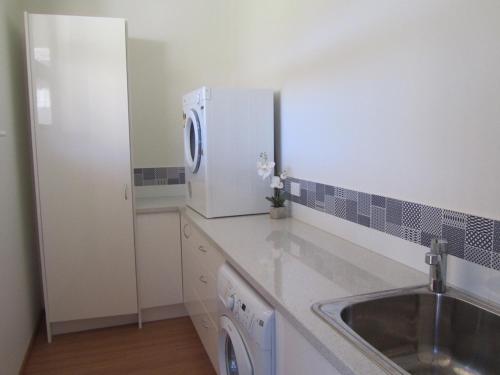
[{"x1": 217, "y1": 264, "x2": 275, "y2": 375}]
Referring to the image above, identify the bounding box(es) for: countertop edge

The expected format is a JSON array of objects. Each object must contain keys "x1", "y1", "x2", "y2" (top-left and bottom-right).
[
  {"x1": 135, "y1": 206, "x2": 182, "y2": 214},
  {"x1": 134, "y1": 196, "x2": 185, "y2": 214}
]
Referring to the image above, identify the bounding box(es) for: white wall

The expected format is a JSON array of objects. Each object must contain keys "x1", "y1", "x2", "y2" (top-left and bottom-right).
[
  {"x1": 229, "y1": 0, "x2": 500, "y2": 302},
  {"x1": 0, "y1": 1, "x2": 41, "y2": 373},
  {"x1": 25, "y1": 0, "x2": 238, "y2": 168},
  {"x1": 23, "y1": 1, "x2": 500, "y2": 301},
  {"x1": 234, "y1": 0, "x2": 500, "y2": 220}
]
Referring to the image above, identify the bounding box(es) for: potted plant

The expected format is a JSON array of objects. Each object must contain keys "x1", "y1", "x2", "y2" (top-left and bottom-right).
[{"x1": 257, "y1": 152, "x2": 288, "y2": 219}]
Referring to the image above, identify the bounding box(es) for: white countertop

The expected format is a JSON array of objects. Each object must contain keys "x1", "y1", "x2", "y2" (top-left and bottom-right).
[
  {"x1": 183, "y1": 207, "x2": 427, "y2": 375},
  {"x1": 135, "y1": 196, "x2": 185, "y2": 214}
]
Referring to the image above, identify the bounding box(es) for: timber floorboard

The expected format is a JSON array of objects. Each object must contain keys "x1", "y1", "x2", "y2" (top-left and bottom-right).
[{"x1": 22, "y1": 317, "x2": 216, "y2": 375}]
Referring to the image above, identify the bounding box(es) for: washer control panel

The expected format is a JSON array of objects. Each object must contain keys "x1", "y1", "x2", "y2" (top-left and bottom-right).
[{"x1": 218, "y1": 264, "x2": 274, "y2": 351}]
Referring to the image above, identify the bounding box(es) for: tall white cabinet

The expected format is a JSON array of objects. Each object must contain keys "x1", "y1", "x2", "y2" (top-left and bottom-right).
[{"x1": 25, "y1": 13, "x2": 138, "y2": 341}]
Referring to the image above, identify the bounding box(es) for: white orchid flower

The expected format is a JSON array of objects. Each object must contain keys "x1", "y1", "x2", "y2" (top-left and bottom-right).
[
  {"x1": 280, "y1": 169, "x2": 288, "y2": 180},
  {"x1": 257, "y1": 152, "x2": 275, "y2": 180},
  {"x1": 270, "y1": 176, "x2": 284, "y2": 189},
  {"x1": 257, "y1": 162, "x2": 275, "y2": 179}
]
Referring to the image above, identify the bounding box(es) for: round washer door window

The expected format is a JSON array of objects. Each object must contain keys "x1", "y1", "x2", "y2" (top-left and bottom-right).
[
  {"x1": 219, "y1": 316, "x2": 253, "y2": 375},
  {"x1": 226, "y1": 335, "x2": 239, "y2": 375},
  {"x1": 184, "y1": 109, "x2": 202, "y2": 173}
]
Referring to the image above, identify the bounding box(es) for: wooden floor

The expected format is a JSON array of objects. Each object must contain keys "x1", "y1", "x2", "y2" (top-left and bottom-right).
[{"x1": 23, "y1": 317, "x2": 217, "y2": 375}]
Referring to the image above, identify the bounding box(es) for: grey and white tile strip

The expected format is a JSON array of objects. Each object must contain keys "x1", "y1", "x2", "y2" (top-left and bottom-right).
[
  {"x1": 284, "y1": 177, "x2": 500, "y2": 271},
  {"x1": 134, "y1": 167, "x2": 185, "y2": 186}
]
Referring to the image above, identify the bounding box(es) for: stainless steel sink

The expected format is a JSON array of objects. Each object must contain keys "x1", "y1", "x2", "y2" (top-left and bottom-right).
[{"x1": 313, "y1": 286, "x2": 500, "y2": 375}]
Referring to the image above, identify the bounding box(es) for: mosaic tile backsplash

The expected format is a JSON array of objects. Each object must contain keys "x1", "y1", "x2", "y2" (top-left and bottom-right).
[
  {"x1": 284, "y1": 177, "x2": 500, "y2": 271},
  {"x1": 134, "y1": 167, "x2": 185, "y2": 186}
]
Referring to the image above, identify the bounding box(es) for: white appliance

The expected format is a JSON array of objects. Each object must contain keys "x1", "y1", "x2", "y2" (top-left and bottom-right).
[
  {"x1": 217, "y1": 264, "x2": 275, "y2": 375},
  {"x1": 25, "y1": 13, "x2": 138, "y2": 341},
  {"x1": 182, "y1": 87, "x2": 274, "y2": 218}
]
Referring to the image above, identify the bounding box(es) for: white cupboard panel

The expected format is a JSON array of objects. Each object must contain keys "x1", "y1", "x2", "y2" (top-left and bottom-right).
[
  {"x1": 276, "y1": 312, "x2": 342, "y2": 375},
  {"x1": 190, "y1": 225, "x2": 225, "y2": 278},
  {"x1": 181, "y1": 214, "x2": 221, "y2": 371},
  {"x1": 26, "y1": 14, "x2": 137, "y2": 322},
  {"x1": 187, "y1": 287, "x2": 219, "y2": 373},
  {"x1": 183, "y1": 242, "x2": 219, "y2": 325},
  {"x1": 136, "y1": 212, "x2": 183, "y2": 309}
]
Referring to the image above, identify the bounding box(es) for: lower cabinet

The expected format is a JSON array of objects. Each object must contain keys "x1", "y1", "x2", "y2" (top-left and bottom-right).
[
  {"x1": 136, "y1": 211, "x2": 183, "y2": 310},
  {"x1": 185, "y1": 287, "x2": 219, "y2": 368},
  {"x1": 181, "y1": 214, "x2": 225, "y2": 373},
  {"x1": 181, "y1": 214, "x2": 342, "y2": 375},
  {"x1": 275, "y1": 312, "x2": 342, "y2": 375}
]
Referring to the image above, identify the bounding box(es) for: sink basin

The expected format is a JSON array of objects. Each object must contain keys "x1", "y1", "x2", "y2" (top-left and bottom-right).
[{"x1": 313, "y1": 286, "x2": 500, "y2": 375}]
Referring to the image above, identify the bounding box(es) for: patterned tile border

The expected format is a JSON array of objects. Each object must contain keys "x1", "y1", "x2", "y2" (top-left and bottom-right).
[
  {"x1": 284, "y1": 177, "x2": 500, "y2": 271},
  {"x1": 134, "y1": 167, "x2": 185, "y2": 186}
]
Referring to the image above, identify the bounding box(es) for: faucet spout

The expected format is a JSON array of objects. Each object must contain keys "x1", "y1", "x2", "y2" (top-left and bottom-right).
[{"x1": 424, "y1": 239, "x2": 448, "y2": 293}]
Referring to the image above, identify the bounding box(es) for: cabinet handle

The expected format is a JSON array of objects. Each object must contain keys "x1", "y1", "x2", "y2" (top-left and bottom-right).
[
  {"x1": 201, "y1": 318, "x2": 209, "y2": 329},
  {"x1": 198, "y1": 245, "x2": 207, "y2": 253},
  {"x1": 183, "y1": 223, "x2": 190, "y2": 239},
  {"x1": 199, "y1": 275, "x2": 208, "y2": 284},
  {"x1": 124, "y1": 184, "x2": 128, "y2": 200}
]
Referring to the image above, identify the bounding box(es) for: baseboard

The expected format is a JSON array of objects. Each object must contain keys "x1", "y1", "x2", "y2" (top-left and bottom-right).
[
  {"x1": 19, "y1": 311, "x2": 44, "y2": 375},
  {"x1": 50, "y1": 304, "x2": 188, "y2": 336},
  {"x1": 142, "y1": 303, "x2": 187, "y2": 322},
  {"x1": 51, "y1": 314, "x2": 138, "y2": 335}
]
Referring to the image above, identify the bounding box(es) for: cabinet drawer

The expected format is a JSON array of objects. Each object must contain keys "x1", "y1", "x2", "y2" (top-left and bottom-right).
[
  {"x1": 194, "y1": 233, "x2": 225, "y2": 277},
  {"x1": 184, "y1": 286, "x2": 204, "y2": 319},
  {"x1": 184, "y1": 244, "x2": 218, "y2": 310},
  {"x1": 183, "y1": 261, "x2": 197, "y2": 310},
  {"x1": 193, "y1": 266, "x2": 219, "y2": 326},
  {"x1": 182, "y1": 219, "x2": 225, "y2": 278},
  {"x1": 189, "y1": 288, "x2": 219, "y2": 372}
]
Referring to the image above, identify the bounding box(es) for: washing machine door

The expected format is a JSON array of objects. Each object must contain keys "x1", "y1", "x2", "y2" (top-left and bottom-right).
[
  {"x1": 184, "y1": 109, "x2": 202, "y2": 173},
  {"x1": 219, "y1": 316, "x2": 253, "y2": 375}
]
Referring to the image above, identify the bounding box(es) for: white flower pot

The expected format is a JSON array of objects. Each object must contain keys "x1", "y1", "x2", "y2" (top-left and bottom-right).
[{"x1": 270, "y1": 206, "x2": 287, "y2": 219}]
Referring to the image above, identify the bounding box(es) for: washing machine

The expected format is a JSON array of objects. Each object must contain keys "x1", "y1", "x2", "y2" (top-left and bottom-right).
[
  {"x1": 217, "y1": 264, "x2": 275, "y2": 375},
  {"x1": 182, "y1": 87, "x2": 274, "y2": 218}
]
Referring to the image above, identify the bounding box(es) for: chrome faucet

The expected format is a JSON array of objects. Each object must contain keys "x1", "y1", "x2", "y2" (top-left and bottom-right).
[{"x1": 424, "y1": 238, "x2": 448, "y2": 293}]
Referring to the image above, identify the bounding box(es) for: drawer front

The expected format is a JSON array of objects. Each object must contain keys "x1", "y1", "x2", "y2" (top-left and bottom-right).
[
  {"x1": 182, "y1": 258, "x2": 197, "y2": 309},
  {"x1": 182, "y1": 214, "x2": 224, "y2": 337},
  {"x1": 184, "y1": 287, "x2": 204, "y2": 318},
  {"x1": 190, "y1": 224, "x2": 225, "y2": 277},
  {"x1": 189, "y1": 288, "x2": 219, "y2": 373},
  {"x1": 184, "y1": 244, "x2": 218, "y2": 307},
  {"x1": 192, "y1": 263, "x2": 219, "y2": 327}
]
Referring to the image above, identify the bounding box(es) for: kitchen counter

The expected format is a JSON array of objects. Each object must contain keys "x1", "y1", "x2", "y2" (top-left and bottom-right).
[
  {"x1": 182, "y1": 207, "x2": 427, "y2": 375},
  {"x1": 135, "y1": 196, "x2": 185, "y2": 214}
]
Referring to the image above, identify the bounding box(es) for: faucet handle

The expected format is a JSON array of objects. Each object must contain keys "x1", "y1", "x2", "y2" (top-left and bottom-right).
[
  {"x1": 425, "y1": 252, "x2": 440, "y2": 265},
  {"x1": 426, "y1": 239, "x2": 448, "y2": 265},
  {"x1": 430, "y1": 238, "x2": 448, "y2": 254}
]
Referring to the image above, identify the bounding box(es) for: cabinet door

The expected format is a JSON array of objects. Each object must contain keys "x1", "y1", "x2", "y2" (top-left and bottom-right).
[
  {"x1": 276, "y1": 312, "x2": 341, "y2": 375},
  {"x1": 136, "y1": 212, "x2": 183, "y2": 309},
  {"x1": 26, "y1": 14, "x2": 137, "y2": 322},
  {"x1": 181, "y1": 216, "x2": 195, "y2": 304}
]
